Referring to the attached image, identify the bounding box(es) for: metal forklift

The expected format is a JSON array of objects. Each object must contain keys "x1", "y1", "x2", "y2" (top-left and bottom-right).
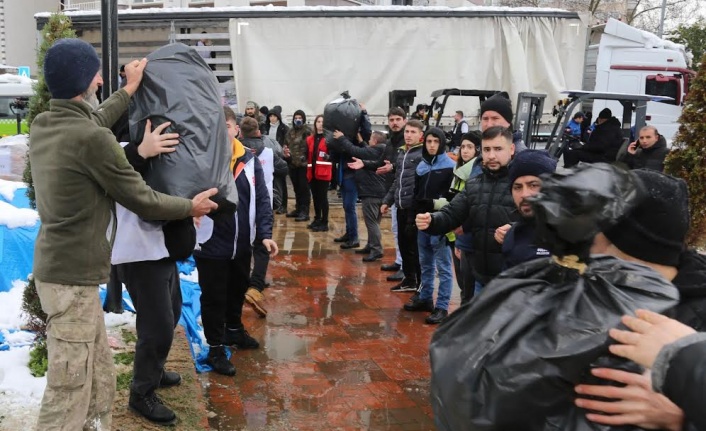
[{"x1": 546, "y1": 90, "x2": 673, "y2": 160}]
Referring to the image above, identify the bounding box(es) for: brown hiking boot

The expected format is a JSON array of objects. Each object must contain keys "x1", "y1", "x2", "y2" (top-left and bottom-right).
[{"x1": 245, "y1": 287, "x2": 267, "y2": 317}]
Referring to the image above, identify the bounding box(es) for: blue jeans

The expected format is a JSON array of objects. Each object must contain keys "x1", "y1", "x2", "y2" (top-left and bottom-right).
[
  {"x1": 417, "y1": 231, "x2": 453, "y2": 311},
  {"x1": 391, "y1": 204, "x2": 402, "y2": 266},
  {"x1": 474, "y1": 280, "x2": 484, "y2": 296},
  {"x1": 340, "y1": 176, "x2": 358, "y2": 241}
]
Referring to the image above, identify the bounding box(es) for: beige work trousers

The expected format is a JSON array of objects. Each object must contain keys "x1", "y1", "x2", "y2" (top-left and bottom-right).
[{"x1": 34, "y1": 281, "x2": 115, "y2": 431}]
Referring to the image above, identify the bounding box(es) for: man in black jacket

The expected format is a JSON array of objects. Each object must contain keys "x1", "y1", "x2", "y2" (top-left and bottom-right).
[
  {"x1": 266, "y1": 105, "x2": 289, "y2": 214},
  {"x1": 564, "y1": 108, "x2": 624, "y2": 167},
  {"x1": 415, "y1": 126, "x2": 518, "y2": 294},
  {"x1": 574, "y1": 169, "x2": 706, "y2": 431},
  {"x1": 619, "y1": 125, "x2": 669, "y2": 172},
  {"x1": 330, "y1": 131, "x2": 388, "y2": 262},
  {"x1": 381, "y1": 120, "x2": 425, "y2": 292},
  {"x1": 378, "y1": 108, "x2": 406, "y2": 279}
]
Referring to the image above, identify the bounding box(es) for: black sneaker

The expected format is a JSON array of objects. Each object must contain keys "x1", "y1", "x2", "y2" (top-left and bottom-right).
[
  {"x1": 129, "y1": 391, "x2": 177, "y2": 425},
  {"x1": 158, "y1": 370, "x2": 181, "y2": 388},
  {"x1": 390, "y1": 278, "x2": 418, "y2": 293},
  {"x1": 403, "y1": 294, "x2": 434, "y2": 312},
  {"x1": 355, "y1": 246, "x2": 372, "y2": 255},
  {"x1": 333, "y1": 234, "x2": 350, "y2": 243},
  {"x1": 381, "y1": 263, "x2": 401, "y2": 272},
  {"x1": 312, "y1": 223, "x2": 329, "y2": 232},
  {"x1": 362, "y1": 253, "x2": 383, "y2": 262},
  {"x1": 286, "y1": 210, "x2": 300, "y2": 218},
  {"x1": 307, "y1": 219, "x2": 322, "y2": 229},
  {"x1": 387, "y1": 269, "x2": 404, "y2": 282},
  {"x1": 340, "y1": 240, "x2": 360, "y2": 249},
  {"x1": 295, "y1": 214, "x2": 310, "y2": 222},
  {"x1": 275, "y1": 207, "x2": 287, "y2": 215},
  {"x1": 224, "y1": 327, "x2": 260, "y2": 349},
  {"x1": 206, "y1": 345, "x2": 236, "y2": 376},
  {"x1": 425, "y1": 308, "x2": 449, "y2": 324}
]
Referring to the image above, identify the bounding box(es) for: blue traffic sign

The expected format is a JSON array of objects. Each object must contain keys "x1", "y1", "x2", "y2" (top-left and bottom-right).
[{"x1": 17, "y1": 66, "x2": 30, "y2": 78}]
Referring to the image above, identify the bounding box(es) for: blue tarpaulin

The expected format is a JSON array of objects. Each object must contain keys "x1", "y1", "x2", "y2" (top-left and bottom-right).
[
  {"x1": 0, "y1": 186, "x2": 214, "y2": 371},
  {"x1": 0, "y1": 186, "x2": 37, "y2": 293}
]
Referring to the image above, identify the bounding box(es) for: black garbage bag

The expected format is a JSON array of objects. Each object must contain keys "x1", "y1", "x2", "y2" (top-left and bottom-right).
[
  {"x1": 129, "y1": 43, "x2": 237, "y2": 212},
  {"x1": 430, "y1": 164, "x2": 680, "y2": 431},
  {"x1": 323, "y1": 91, "x2": 361, "y2": 141}
]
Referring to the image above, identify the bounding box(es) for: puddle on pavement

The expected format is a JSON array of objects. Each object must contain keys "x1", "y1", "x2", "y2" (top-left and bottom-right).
[{"x1": 264, "y1": 328, "x2": 312, "y2": 361}]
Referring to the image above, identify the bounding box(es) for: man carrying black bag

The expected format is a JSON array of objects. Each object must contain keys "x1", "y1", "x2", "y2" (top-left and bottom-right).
[{"x1": 428, "y1": 163, "x2": 680, "y2": 431}]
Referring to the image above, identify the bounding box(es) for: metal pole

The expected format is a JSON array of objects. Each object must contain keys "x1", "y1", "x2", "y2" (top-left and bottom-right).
[
  {"x1": 101, "y1": 0, "x2": 119, "y2": 100},
  {"x1": 658, "y1": 0, "x2": 668, "y2": 38}
]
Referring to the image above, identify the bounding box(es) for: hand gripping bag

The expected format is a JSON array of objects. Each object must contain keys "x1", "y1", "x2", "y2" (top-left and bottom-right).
[
  {"x1": 323, "y1": 91, "x2": 361, "y2": 141},
  {"x1": 129, "y1": 43, "x2": 237, "y2": 213},
  {"x1": 430, "y1": 164, "x2": 680, "y2": 431}
]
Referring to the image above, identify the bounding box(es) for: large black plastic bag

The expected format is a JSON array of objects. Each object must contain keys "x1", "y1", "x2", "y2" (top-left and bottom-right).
[
  {"x1": 430, "y1": 164, "x2": 680, "y2": 431},
  {"x1": 129, "y1": 43, "x2": 237, "y2": 212},
  {"x1": 323, "y1": 91, "x2": 361, "y2": 141}
]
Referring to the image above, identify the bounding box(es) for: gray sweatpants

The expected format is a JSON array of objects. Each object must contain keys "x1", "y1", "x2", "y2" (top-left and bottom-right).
[{"x1": 362, "y1": 197, "x2": 383, "y2": 255}]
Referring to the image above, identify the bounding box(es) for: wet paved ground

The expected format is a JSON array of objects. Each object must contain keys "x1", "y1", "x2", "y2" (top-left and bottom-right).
[{"x1": 201, "y1": 201, "x2": 460, "y2": 430}]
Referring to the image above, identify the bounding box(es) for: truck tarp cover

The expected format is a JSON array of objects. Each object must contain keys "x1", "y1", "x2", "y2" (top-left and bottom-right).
[
  {"x1": 229, "y1": 14, "x2": 586, "y2": 117},
  {"x1": 429, "y1": 164, "x2": 679, "y2": 431},
  {"x1": 129, "y1": 43, "x2": 237, "y2": 211}
]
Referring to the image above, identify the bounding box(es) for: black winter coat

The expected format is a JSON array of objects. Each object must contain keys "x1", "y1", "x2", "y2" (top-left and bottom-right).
[
  {"x1": 426, "y1": 165, "x2": 519, "y2": 283},
  {"x1": 670, "y1": 250, "x2": 706, "y2": 332},
  {"x1": 382, "y1": 131, "x2": 404, "y2": 192},
  {"x1": 327, "y1": 136, "x2": 387, "y2": 199},
  {"x1": 619, "y1": 135, "x2": 669, "y2": 172},
  {"x1": 382, "y1": 143, "x2": 424, "y2": 210},
  {"x1": 655, "y1": 336, "x2": 706, "y2": 431},
  {"x1": 584, "y1": 117, "x2": 624, "y2": 161}
]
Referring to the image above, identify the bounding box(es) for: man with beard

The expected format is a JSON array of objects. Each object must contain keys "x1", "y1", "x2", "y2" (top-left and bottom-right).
[
  {"x1": 244, "y1": 100, "x2": 265, "y2": 131},
  {"x1": 415, "y1": 126, "x2": 518, "y2": 294},
  {"x1": 377, "y1": 108, "x2": 407, "y2": 280},
  {"x1": 494, "y1": 150, "x2": 557, "y2": 269}
]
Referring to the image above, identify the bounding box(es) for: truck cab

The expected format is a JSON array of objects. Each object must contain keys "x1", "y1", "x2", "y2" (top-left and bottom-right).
[{"x1": 583, "y1": 18, "x2": 694, "y2": 145}]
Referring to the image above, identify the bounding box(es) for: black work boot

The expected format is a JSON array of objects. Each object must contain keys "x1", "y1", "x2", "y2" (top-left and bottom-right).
[
  {"x1": 129, "y1": 391, "x2": 177, "y2": 425},
  {"x1": 206, "y1": 345, "x2": 236, "y2": 376},
  {"x1": 403, "y1": 293, "x2": 434, "y2": 312},
  {"x1": 425, "y1": 308, "x2": 449, "y2": 324},
  {"x1": 307, "y1": 219, "x2": 322, "y2": 229},
  {"x1": 158, "y1": 370, "x2": 181, "y2": 388},
  {"x1": 224, "y1": 327, "x2": 260, "y2": 349}
]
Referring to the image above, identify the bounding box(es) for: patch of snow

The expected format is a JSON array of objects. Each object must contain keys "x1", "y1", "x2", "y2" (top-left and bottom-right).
[
  {"x1": 0, "y1": 201, "x2": 38, "y2": 228},
  {"x1": 0, "y1": 346, "x2": 46, "y2": 430},
  {"x1": 0, "y1": 178, "x2": 26, "y2": 202},
  {"x1": 104, "y1": 312, "x2": 136, "y2": 329},
  {"x1": 2, "y1": 329, "x2": 34, "y2": 346},
  {"x1": 0, "y1": 280, "x2": 26, "y2": 330}
]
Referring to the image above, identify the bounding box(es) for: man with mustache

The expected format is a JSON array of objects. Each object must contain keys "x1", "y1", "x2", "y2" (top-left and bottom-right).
[{"x1": 494, "y1": 150, "x2": 557, "y2": 269}]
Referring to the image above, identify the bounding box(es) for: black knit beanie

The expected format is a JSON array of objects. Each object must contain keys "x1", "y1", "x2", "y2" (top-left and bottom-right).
[
  {"x1": 44, "y1": 39, "x2": 101, "y2": 100},
  {"x1": 480, "y1": 92, "x2": 513, "y2": 124},
  {"x1": 598, "y1": 108, "x2": 612, "y2": 120},
  {"x1": 603, "y1": 169, "x2": 689, "y2": 266},
  {"x1": 508, "y1": 150, "x2": 557, "y2": 186}
]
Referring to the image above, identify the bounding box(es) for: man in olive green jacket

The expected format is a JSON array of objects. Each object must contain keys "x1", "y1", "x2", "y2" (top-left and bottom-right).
[{"x1": 29, "y1": 38, "x2": 218, "y2": 431}]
